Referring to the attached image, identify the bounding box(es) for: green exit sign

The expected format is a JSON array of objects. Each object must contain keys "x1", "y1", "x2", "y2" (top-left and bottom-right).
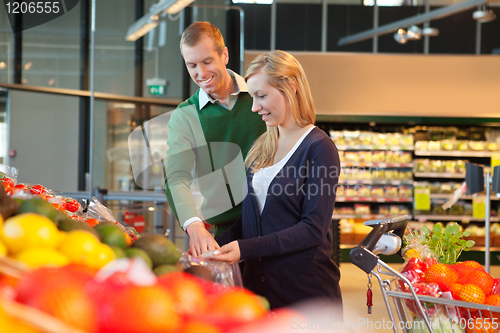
[{"x1": 149, "y1": 85, "x2": 165, "y2": 96}]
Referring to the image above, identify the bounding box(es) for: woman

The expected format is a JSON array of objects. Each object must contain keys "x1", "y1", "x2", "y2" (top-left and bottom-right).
[{"x1": 214, "y1": 50, "x2": 342, "y2": 311}]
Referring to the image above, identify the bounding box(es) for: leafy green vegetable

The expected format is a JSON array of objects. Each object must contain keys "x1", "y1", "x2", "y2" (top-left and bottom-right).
[{"x1": 420, "y1": 223, "x2": 475, "y2": 264}]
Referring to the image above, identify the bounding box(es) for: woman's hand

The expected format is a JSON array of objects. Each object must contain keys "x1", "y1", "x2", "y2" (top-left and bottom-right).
[{"x1": 212, "y1": 241, "x2": 241, "y2": 265}]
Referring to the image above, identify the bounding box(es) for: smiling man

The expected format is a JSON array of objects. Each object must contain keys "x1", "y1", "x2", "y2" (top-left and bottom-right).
[{"x1": 164, "y1": 22, "x2": 266, "y2": 257}]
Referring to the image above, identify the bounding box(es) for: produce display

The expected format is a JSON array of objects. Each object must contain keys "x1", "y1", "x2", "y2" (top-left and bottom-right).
[
  {"x1": 398, "y1": 223, "x2": 500, "y2": 332},
  {"x1": 0, "y1": 167, "x2": 287, "y2": 333}
]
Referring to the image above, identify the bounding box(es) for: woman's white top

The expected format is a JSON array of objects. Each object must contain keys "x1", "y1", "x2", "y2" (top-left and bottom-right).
[{"x1": 252, "y1": 126, "x2": 316, "y2": 215}]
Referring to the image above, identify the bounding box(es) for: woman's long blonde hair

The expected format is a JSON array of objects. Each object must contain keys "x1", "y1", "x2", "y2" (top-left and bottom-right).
[{"x1": 244, "y1": 50, "x2": 316, "y2": 172}]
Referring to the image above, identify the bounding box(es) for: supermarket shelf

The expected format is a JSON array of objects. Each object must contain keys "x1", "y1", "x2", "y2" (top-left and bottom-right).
[
  {"x1": 429, "y1": 194, "x2": 500, "y2": 201},
  {"x1": 341, "y1": 162, "x2": 413, "y2": 168},
  {"x1": 415, "y1": 150, "x2": 498, "y2": 157},
  {"x1": 413, "y1": 172, "x2": 465, "y2": 178},
  {"x1": 336, "y1": 144, "x2": 414, "y2": 151},
  {"x1": 414, "y1": 215, "x2": 500, "y2": 222},
  {"x1": 336, "y1": 197, "x2": 413, "y2": 203},
  {"x1": 340, "y1": 180, "x2": 413, "y2": 185}
]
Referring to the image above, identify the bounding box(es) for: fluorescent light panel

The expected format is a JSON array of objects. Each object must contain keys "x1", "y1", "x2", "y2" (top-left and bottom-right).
[{"x1": 126, "y1": 0, "x2": 195, "y2": 41}]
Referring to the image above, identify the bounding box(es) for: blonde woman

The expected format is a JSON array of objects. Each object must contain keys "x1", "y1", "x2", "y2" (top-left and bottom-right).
[{"x1": 214, "y1": 50, "x2": 342, "y2": 310}]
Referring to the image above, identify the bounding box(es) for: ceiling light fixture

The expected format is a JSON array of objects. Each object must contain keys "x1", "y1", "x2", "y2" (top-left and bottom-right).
[
  {"x1": 24, "y1": 61, "x2": 33, "y2": 70},
  {"x1": 421, "y1": 27, "x2": 439, "y2": 36},
  {"x1": 394, "y1": 29, "x2": 408, "y2": 44},
  {"x1": 406, "y1": 25, "x2": 422, "y2": 40},
  {"x1": 0, "y1": 62, "x2": 5, "y2": 70},
  {"x1": 473, "y1": 4, "x2": 496, "y2": 23},
  {"x1": 125, "y1": 0, "x2": 196, "y2": 41},
  {"x1": 338, "y1": 0, "x2": 489, "y2": 46},
  {"x1": 126, "y1": 15, "x2": 159, "y2": 42}
]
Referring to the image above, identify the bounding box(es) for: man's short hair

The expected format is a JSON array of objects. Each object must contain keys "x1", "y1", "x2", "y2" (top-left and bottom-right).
[{"x1": 180, "y1": 21, "x2": 225, "y2": 55}]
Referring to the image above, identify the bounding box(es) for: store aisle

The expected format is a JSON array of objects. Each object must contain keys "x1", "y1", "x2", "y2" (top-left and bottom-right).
[{"x1": 339, "y1": 262, "x2": 500, "y2": 333}]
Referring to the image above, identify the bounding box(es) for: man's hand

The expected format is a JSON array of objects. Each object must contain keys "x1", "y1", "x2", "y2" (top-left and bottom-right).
[
  {"x1": 212, "y1": 241, "x2": 241, "y2": 265},
  {"x1": 186, "y1": 221, "x2": 220, "y2": 257}
]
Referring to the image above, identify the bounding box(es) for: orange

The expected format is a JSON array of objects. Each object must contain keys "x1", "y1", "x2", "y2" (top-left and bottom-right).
[
  {"x1": 25, "y1": 282, "x2": 97, "y2": 333},
  {"x1": 485, "y1": 294, "x2": 500, "y2": 319},
  {"x1": 465, "y1": 317, "x2": 495, "y2": 333},
  {"x1": 425, "y1": 263, "x2": 458, "y2": 291},
  {"x1": 455, "y1": 284, "x2": 486, "y2": 304},
  {"x1": 452, "y1": 261, "x2": 484, "y2": 276},
  {"x1": 157, "y1": 272, "x2": 208, "y2": 315},
  {"x1": 99, "y1": 285, "x2": 180, "y2": 333},
  {"x1": 459, "y1": 270, "x2": 495, "y2": 296},
  {"x1": 182, "y1": 320, "x2": 222, "y2": 333},
  {"x1": 211, "y1": 289, "x2": 267, "y2": 322}
]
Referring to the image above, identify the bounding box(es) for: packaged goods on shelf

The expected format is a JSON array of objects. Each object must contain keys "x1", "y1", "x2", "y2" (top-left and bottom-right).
[
  {"x1": 354, "y1": 204, "x2": 370, "y2": 215},
  {"x1": 358, "y1": 151, "x2": 372, "y2": 162},
  {"x1": 384, "y1": 185, "x2": 398, "y2": 197},
  {"x1": 371, "y1": 186, "x2": 385, "y2": 197},
  {"x1": 398, "y1": 185, "x2": 413, "y2": 198},
  {"x1": 384, "y1": 169, "x2": 399, "y2": 180},
  {"x1": 372, "y1": 151, "x2": 385, "y2": 163},
  {"x1": 329, "y1": 130, "x2": 413, "y2": 147},
  {"x1": 399, "y1": 170, "x2": 413, "y2": 180}
]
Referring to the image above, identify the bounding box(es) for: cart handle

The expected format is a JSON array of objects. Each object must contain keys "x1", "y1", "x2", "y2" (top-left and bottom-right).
[{"x1": 350, "y1": 215, "x2": 408, "y2": 274}]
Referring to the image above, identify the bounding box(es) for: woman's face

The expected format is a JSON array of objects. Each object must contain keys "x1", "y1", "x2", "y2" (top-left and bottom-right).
[{"x1": 247, "y1": 71, "x2": 294, "y2": 128}]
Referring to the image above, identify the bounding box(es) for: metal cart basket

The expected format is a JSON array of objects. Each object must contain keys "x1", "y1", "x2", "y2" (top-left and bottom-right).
[{"x1": 350, "y1": 215, "x2": 500, "y2": 333}]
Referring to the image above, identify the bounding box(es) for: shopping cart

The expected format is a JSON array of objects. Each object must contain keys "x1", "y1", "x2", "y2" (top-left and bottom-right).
[{"x1": 350, "y1": 215, "x2": 500, "y2": 333}]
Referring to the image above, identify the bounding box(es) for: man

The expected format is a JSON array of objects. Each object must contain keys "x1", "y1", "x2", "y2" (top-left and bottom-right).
[{"x1": 164, "y1": 22, "x2": 266, "y2": 257}]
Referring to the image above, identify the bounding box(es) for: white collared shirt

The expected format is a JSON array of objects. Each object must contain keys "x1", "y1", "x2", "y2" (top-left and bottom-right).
[{"x1": 198, "y1": 69, "x2": 247, "y2": 111}]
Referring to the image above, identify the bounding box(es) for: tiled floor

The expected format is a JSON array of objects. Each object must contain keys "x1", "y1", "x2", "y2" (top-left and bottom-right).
[{"x1": 339, "y1": 262, "x2": 500, "y2": 333}]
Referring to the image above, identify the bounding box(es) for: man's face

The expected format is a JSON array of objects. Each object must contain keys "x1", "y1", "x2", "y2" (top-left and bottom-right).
[{"x1": 181, "y1": 37, "x2": 229, "y2": 98}]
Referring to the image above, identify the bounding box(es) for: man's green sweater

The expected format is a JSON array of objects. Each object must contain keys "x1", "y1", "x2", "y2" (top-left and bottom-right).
[{"x1": 164, "y1": 89, "x2": 266, "y2": 236}]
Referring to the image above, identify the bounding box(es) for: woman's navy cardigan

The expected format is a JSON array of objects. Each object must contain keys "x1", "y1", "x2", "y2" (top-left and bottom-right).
[{"x1": 216, "y1": 127, "x2": 343, "y2": 311}]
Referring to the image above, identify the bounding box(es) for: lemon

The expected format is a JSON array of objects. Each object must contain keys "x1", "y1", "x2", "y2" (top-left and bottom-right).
[
  {"x1": 15, "y1": 247, "x2": 69, "y2": 268},
  {"x1": 2, "y1": 213, "x2": 59, "y2": 255},
  {"x1": 58, "y1": 230, "x2": 100, "y2": 264},
  {"x1": 0, "y1": 239, "x2": 6, "y2": 256},
  {"x1": 84, "y1": 243, "x2": 116, "y2": 269},
  {"x1": 404, "y1": 248, "x2": 420, "y2": 260}
]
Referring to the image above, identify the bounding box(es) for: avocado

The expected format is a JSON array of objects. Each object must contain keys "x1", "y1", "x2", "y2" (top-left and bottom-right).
[
  {"x1": 94, "y1": 222, "x2": 127, "y2": 249},
  {"x1": 0, "y1": 195, "x2": 20, "y2": 220},
  {"x1": 125, "y1": 247, "x2": 153, "y2": 268},
  {"x1": 19, "y1": 198, "x2": 58, "y2": 222},
  {"x1": 131, "y1": 234, "x2": 181, "y2": 267},
  {"x1": 58, "y1": 218, "x2": 98, "y2": 237},
  {"x1": 153, "y1": 264, "x2": 183, "y2": 276}
]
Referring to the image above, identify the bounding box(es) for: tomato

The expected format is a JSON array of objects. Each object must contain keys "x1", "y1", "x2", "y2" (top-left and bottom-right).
[
  {"x1": 0, "y1": 177, "x2": 14, "y2": 194},
  {"x1": 10, "y1": 183, "x2": 28, "y2": 195},
  {"x1": 63, "y1": 198, "x2": 80, "y2": 213},
  {"x1": 30, "y1": 184, "x2": 47, "y2": 195},
  {"x1": 84, "y1": 218, "x2": 100, "y2": 227},
  {"x1": 71, "y1": 214, "x2": 84, "y2": 222},
  {"x1": 52, "y1": 203, "x2": 66, "y2": 212}
]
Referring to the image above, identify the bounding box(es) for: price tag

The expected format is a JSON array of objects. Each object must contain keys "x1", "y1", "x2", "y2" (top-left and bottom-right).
[
  {"x1": 491, "y1": 154, "x2": 500, "y2": 175},
  {"x1": 473, "y1": 197, "x2": 486, "y2": 219},
  {"x1": 414, "y1": 186, "x2": 431, "y2": 211}
]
